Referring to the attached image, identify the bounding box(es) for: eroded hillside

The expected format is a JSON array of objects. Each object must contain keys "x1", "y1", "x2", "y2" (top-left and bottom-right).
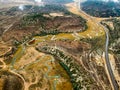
[{"x1": 0, "y1": 3, "x2": 119, "y2": 90}]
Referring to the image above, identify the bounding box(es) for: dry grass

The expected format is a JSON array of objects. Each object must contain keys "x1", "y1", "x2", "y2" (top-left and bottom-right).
[
  {"x1": 65, "y1": 3, "x2": 105, "y2": 38},
  {"x1": 12, "y1": 45, "x2": 73, "y2": 90}
]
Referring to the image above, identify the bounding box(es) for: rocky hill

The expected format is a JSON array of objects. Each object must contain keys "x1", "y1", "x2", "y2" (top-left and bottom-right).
[{"x1": 0, "y1": 5, "x2": 87, "y2": 44}]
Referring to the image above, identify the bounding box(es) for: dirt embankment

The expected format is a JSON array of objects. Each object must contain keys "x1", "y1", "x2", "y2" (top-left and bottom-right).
[
  {"x1": 42, "y1": 16, "x2": 86, "y2": 31},
  {"x1": 39, "y1": 40, "x2": 90, "y2": 57},
  {"x1": 36, "y1": 40, "x2": 112, "y2": 89}
]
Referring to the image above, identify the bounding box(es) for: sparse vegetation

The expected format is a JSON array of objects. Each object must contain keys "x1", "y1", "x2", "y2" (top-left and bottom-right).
[
  {"x1": 101, "y1": 18, "x2": 120, "y2": 76},
  {"x1": 0, "y1": 70, "x2": 24, "y2": 90},
  {"x1": 0, "y1": 2, "x2": 115, "y2": 90},
  {"x1": 81, "y1": 35, "x2": 105, "y2": 53},
  {"x1": 36, "y1": 45, "x2": 99, "y2": 90},
  {"x1": 81, "y1": 1, "x2": 120, "y2": 17},
  {"x1": 101, "y1": 18, "x2": 120, "y2": 54}
]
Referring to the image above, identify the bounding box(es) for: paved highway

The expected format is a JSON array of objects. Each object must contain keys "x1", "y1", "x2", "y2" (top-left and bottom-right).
[
  {"x1": 66, "y1": 3, "x2": 119, "y2": 89},
  {"x1": 79, "y1": 6, "x2": 119, "y2": 90},
  {"x1": 100, "y1": 24, "x2": 119, "y2": 90}
]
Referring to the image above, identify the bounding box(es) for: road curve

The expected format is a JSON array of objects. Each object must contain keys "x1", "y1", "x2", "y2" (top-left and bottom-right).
[
  {"x1": 80, "y1": 7, "x2": 119, "y2": 89},
  {"x1": 100, "y1": 24, "x2": 119, "y2": 90},
  {"x1": 80, "y1": 7, "x2": 119, "y2": 90},
  {"x1": 67, "y1": 3, "x2": 119, "y2": 89}
]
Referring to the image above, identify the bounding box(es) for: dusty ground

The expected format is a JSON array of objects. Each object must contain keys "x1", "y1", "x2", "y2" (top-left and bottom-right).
[
  {"x1": 12, "y1": 46, "x2": 73, "y2": 90},
  {"x1": 0, "y1": 2, "x2": 119, "y2": 90},
  {"x1": 109, "y1": 54, "x2": 120, "y2": 87}
]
